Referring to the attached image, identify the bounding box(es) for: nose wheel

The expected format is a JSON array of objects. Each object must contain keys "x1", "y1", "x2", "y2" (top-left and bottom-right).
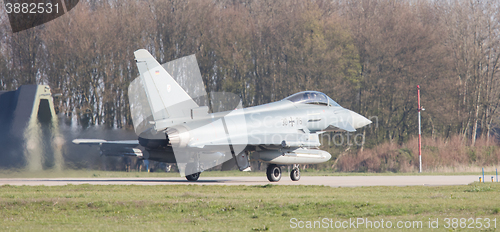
[
  {"x1": 290, "y1": 165, "x2": 300, "y2": 181},
  {"x1": 266, "y1": 164, "x2": 281, "y2": 182}
]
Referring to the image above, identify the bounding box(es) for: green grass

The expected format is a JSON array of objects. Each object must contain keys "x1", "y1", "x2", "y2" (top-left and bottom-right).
[
  {"x1": 0, "y1": 183, "x2": 499, "y2": 231},
  {"x1": 0, "y1": 169, "x2": 498, "y2": 179}
]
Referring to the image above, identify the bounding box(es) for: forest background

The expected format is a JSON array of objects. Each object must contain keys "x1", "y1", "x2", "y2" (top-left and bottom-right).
[{"x1": 1, "y1": 0, "x2": 500, "y2": 172}]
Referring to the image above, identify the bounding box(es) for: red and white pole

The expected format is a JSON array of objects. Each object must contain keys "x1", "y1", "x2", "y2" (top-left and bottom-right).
[{"x1": 417, "y1": 85, "x2": 422, "y2": 173}]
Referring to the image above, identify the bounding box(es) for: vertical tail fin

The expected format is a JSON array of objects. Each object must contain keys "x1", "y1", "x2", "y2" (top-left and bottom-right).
[{"x1": 134, "y1": 49, "x2": 199, "y2": 121}]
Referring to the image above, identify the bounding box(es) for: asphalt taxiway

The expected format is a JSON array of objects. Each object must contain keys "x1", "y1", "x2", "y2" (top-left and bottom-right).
[{"x1": 0, "y1": 175, "x2": 481, "y2": 187}]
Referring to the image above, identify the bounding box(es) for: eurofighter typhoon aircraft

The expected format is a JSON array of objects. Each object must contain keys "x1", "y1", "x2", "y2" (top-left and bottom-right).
[{"x1": 73, "y1": 49, "x2": 372, "y2": 182}]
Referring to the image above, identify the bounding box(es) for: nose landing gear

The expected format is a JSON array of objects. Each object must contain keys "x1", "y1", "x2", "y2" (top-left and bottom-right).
[{"x1": 290, "y1": 164, "x2": 300, "y2": 181}]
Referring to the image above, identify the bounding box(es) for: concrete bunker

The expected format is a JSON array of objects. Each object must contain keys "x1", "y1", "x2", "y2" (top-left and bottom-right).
[{"x1": 0, "y1": 85, "x2": 63, "y2": 170}]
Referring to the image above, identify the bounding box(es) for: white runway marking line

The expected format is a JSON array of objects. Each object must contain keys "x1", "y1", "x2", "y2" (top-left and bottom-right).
[{"x1": 0, "y1": 176, "x2": 479, "y2": 187}]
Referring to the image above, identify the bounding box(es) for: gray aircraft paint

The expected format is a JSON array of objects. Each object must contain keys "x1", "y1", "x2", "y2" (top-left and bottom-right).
[{"x1": 74, "y1": 49, "x2": 372, "y2": 179}]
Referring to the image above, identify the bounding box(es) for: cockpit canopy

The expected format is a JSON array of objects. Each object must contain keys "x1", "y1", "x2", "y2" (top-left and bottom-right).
[{"x1": 284, "y1": 91, "x2": 340, "y2": 107}]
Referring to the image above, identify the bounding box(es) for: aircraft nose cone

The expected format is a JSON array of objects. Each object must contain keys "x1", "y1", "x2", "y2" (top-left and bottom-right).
[{"x1": 350, "y1": 111, "x2": 372, "y2": 129}]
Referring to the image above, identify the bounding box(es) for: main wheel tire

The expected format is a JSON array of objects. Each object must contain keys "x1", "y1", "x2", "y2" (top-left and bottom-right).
[
  {"x1": 186, "y1": 172, "x2": 200, "y2": 181},
  {"x1": 290, "y1": 168, "x2": 300, "y2": 181},
  {"x1": 185, "y1": 163, "x2": 201, "y2": 181},
  {"x1": 266, "y1": 164, "x2": 281, "y2": 182}
]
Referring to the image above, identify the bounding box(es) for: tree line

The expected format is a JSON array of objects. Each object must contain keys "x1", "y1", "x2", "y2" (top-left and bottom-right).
[{"x1": 1, "y1": 0, "x2": 499, "y2": 149}]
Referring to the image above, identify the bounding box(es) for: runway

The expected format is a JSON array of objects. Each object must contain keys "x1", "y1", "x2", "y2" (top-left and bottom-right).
[{"x1": 0, "y1": 175, "x2": 480, "y2": 187}]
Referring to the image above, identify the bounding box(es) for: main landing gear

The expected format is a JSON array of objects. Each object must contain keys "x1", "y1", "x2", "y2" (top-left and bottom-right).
[
  {"x1": 185, "y1": 163, "x2": 201, "y2": 181},
  {"x1": 186, "y1": 172, "x2": 200, "y2": 181},
  {"x1": 266, "y1": 164, "x2": 301, "y2": 182},
  {"x1": 266, "y1": 164, "x2": 281, "y2": 182}
]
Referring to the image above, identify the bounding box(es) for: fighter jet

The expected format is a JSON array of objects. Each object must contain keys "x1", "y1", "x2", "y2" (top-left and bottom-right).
[{"x1": 73, "y1": 49, "x2": 372, "y2": 182}]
